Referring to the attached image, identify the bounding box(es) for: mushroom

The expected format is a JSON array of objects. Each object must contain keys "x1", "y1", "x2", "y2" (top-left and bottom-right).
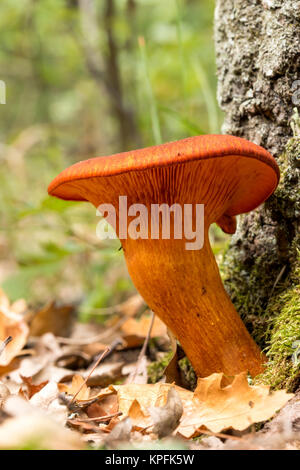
[{"x1": 48, "y1": 135, "x2": 279, "y2": 378}]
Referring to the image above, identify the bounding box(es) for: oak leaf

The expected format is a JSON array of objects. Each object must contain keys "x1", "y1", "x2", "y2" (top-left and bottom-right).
[
  {"x1": 112, "y1": 373, "x2": 293, "y2": 437},
  {"x1": 178, "y1": 372, "x2": 294, "y2": 437}
]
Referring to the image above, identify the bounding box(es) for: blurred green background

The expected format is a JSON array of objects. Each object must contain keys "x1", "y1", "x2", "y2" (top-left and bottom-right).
[{"x1": 0, "y1": 0, "x2": 226, "y2": 319}]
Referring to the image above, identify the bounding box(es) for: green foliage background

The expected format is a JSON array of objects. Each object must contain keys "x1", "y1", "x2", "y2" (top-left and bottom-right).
[{"x1": 0, "y1": 0, "x2": 224, "y2": 318}]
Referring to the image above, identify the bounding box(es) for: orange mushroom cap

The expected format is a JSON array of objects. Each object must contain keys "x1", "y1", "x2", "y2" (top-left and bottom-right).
[{"x1": 48, "y1": 135, "x2": 279, "y2": 230}]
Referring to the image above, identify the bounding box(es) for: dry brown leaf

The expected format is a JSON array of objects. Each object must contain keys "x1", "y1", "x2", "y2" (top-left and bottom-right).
[
  {"x1": 113, "y1": 382, "x2": 191, "y2": 417},
  {"x1": 121, "y1": 314, "x2": 167, "y2": 338},
  {"x1": 82, "y1": 342, "x2": 111, "y2": 357},
  {"x1": 86, "y1": 402, "x2": 108, "y2": 418},
  {"x1": 127, "y1": 399, "x2": 152, "y2": 430},
  {"x1": 84, "y1": 362, "x2": 124, "y2": 388},
  {"x1": 0, "y1": 358, "x2": 22, "y2": 378},
  {"x1": 67, "y1": 419, "x2": 102, "y2": 434},
  {"x1": 58, "y1": 374, "x2": 90, "y2": 401},
  {"x1": 178, "y1": 372, "x2": 294, "y2": 437},
  {"x1": 29, "y1": 381, "x2": 68, "y2": 424},
  {"x1": 20, "y1": 376, "x2": 48, "y2": 399},
  {"x1": 112, "y1": 373, "x2": 293, "y2": 437},
  {"x1": 65, "y1": 387, "x2": 116, "y2": 409},
  {"x1": 30, "y1": 301, "x2": 74, "y2": 337},
  {"x1": 119, "y1": 335, "x2": 144, "y2": 350},
  {"x1": 0, "y1": 291, "x2": 29, "y2": 367}
]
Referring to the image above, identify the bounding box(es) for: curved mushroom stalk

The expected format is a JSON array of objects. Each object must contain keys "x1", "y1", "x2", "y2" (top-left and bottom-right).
[
  {"x1": 48, "y1": 135, "x2": 279, "y2": 378},
  {"x1": 123, "y1": 234, "x2": 264, "y2": 378}
]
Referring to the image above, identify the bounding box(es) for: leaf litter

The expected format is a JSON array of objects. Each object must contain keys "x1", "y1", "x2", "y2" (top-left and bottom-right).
[{"x1": 0, "y1": 287, "x2": 299, "y2": 450}]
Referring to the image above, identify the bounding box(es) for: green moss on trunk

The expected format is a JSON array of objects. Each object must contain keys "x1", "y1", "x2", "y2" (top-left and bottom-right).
[{"x1": 257, "y1": 249, "x2": 300, "y2": 391}]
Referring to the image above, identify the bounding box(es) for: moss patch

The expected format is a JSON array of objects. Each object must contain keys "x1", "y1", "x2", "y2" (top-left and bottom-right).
[
  {"x1": 256, "y1": 249, "x2": 300, "y2": 391},
  {"x1": 147, "y1": 350, "x2": 173, "y2": 384},
  {"x1": 178, "y1": 357, "x2": 197, "y2": 390}
]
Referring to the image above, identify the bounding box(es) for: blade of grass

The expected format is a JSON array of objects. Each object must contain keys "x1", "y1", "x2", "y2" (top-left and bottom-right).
[
  {"x1": 159, "y1": 105, "x2": 205, "y2": 135},
  {"x1": 138, "y1": 36, "x2": 162, "y2": 145},
  {"x1": 194, "y1": 60, "x2": 219, "y2": 134},
  {"x1": 175, "y1": 0, "x2": 187, "y2": 99}
]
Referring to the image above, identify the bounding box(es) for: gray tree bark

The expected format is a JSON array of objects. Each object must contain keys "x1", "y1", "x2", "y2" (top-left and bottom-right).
[{"x1": 214, "y1": 0, "x2": 300, "y2": 389}]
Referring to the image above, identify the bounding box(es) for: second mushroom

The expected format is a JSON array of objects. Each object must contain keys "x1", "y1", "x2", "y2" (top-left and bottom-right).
[{"x1": 48, "y1": 135, "x2": 280, "y2": 379}]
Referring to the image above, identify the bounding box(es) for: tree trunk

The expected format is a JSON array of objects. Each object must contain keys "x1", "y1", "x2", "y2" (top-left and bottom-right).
[{"x1": 214, "y1": 0, "x2": 300, "y2": 390}]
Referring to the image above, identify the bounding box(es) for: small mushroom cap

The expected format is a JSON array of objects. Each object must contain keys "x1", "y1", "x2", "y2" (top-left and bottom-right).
[{"x1": 48, "y1": 135, "x2": 279, "y2": 226}]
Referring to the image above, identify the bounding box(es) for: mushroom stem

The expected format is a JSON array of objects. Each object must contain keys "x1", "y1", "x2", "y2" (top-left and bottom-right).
[{"x1": 123, "y1": 232, "x2": 265, "y2": 378}]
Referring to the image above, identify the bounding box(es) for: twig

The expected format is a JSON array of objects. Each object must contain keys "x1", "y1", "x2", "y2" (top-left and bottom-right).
[
  {"x1": 0, "y1": 336, "x2": 12, "y2": 357},
  {"x1": 270, "y1": 265, "x2": 286, "y2": 297},
  {"x1": 70, "y1": 411, "x2": 122, "y2": 423},
  {"x1": 127, "y1": 311, "x2": 155, "y2": 384},
  {"x1": 71, "y1": 347, "x2": 111, "y2": 403},
  {"x1": 91, "y1": 338, "x2": 122, "y2": 364}
]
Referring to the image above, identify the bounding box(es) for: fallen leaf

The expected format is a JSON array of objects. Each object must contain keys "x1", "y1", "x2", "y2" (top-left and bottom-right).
[
  {"x1": 6, "y1": 333, "x2": 65, "y2": 384},
  {"x1": 112, "y1": 373, "x2": 293, "y2": 437},
  {"x1": 0, "y1": 358, "x2": 22, "y2": 378},
  {"x1": 113, "y1": 382, "x2": 191, "y2": 417},
  {"x1": 127, "y1": 399, "x2": 152, "y2": 429},
  {"x1": 67, "y1": 418, "x2": 102, "y2": 434},
  {"x1": 82, "y1": 342, "x2": 109, "y2": 357},
  {"x1": 179, "y1": 372, "x2": 294, "y2": 437},
  {"x1": 126, "y1": 355, "x2": 148, "y2": 385},
  {"x1": 29, "y1": 381, "x2": 68, "y2": 424},
  {"x1": 84, "y1": 362, "x2": 124, "y2": 387},
  {"x1": 29, "y1": 301, "x2": 74, "y2": 337},
  {"x1": 119, "y1": 335, "x2": 144, "y2": 350},
  {"x1": 58, "y1": 374, "x2": 90, "y2": 401},
  {"x1": 20, "y1": 375, "x2": 48, "y2": 399},
  {"x1": 0, "y1": 291, "x2": 29, "y2": 367},
  {"x1": 86, "y1": 401, "x2": 108, "y2": 418},
  {"x1": 121, "y1": 314, "x2": 167, "y2": 339}
]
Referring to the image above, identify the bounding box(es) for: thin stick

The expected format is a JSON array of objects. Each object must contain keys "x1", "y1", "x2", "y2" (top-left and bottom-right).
[
  {"x1": 0, "y1": 336, "x2": 12, "y2": 357},
  {"x1": 127, "y1": 311, "x2": 155, "y2": 384},
  {"x1": 71, "y1": 411, "x2": 122, "y2": 423},
  {"x1": 270, "y1": 265, "x2": 286, "y2": 297},
  {"x1": 71, "y1": 346, "x2": 110, "y2": 403}
]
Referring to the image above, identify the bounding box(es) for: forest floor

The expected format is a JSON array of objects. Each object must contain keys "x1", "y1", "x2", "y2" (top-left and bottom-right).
[{"x1": 0, "y1": 290, "x2": 299, "y2": 451}]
